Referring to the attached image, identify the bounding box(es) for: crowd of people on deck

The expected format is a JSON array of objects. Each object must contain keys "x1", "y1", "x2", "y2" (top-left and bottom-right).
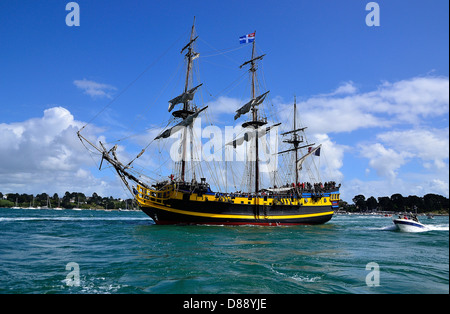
[
  {"x1": 226, "y1": 181, "x2": 340, "y2": 199},
  {"x1": 151, "y1": 175, "x2": 340, "y2": 200},
  {"x1": 274, "y1": 181, "x2": 340, "y2": 193}
]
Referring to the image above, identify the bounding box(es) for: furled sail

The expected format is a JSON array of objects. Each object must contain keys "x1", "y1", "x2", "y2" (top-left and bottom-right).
[
  {"x1": 155, "y1": 106, "x2": 208, "y2": 140},
  {"x1": 234, "y1": 91, "x2": 269, "y2": 120},
  {"x1": 168, "y1": 83, "x2": 203, "y2": 112},
  {"x1": 266, "y1": 187, "x2": 293, "y2": 192},
  {"x1": 296, "y1": 144, "x2": 322, "y2": 170},
  {"x1": 226, "y1": 122, "x2": 280, "y2": 148}
]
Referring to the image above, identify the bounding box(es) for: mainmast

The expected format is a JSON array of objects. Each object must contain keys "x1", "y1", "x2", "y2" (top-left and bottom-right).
[
  {"x1": 293, "y1": 98, "x2": 299, "y2": 183},
  {"x1": 238, "y1": 33, "x2": 268, "y2": 193},
  {"x1": 250, "y1": 40, "x2": 256, "y2": 103}
]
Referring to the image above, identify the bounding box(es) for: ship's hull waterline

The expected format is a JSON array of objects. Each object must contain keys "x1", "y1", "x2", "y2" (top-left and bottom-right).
[{"x1": 141, "y1": 204, "x2": 333, "y2": 225}]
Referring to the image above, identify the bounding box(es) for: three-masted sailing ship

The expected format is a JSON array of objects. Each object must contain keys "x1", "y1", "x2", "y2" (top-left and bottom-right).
[{"x1": 78, "y1": 19, "x2": 340, "y2": 225}]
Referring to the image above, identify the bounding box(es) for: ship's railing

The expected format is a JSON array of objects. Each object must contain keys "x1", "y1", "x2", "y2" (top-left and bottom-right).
[
  {"x1": 134, "y1": 182, "x2": 340, "y2": 207},
  {"x1": 212, "y1": 192, "x2": 338, "y2": 206},
  {"x1": 135, "y1": 184, "x2": 172, "y2": 205}
]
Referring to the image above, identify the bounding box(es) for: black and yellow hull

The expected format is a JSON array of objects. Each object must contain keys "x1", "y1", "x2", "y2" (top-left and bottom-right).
[
  {"x1": 141, "y1": 203, "x2": 333, "y2": 225},
  {"x1": 135, "y1": 184, "x2": 338, "y2": 226}
]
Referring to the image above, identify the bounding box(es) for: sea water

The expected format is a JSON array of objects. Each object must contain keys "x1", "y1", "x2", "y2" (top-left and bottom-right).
[{"x1": 0, "y1": 208, "x2": 448, "y2": 294}]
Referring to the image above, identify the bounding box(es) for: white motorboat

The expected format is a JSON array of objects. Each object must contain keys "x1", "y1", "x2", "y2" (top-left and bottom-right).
[{"x1": 393, "y1": 214, "x2": 427, "y2": 232}]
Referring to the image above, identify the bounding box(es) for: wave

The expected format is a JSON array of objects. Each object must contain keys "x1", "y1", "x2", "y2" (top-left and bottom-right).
[
  {"x1": 290, "y1": 274, "x2": 322, "y2": 283},
  {"x1": 365, "y1": 223, "x2": 449, "y2": 232},
  {"x1": 269, "y1": 266, "x2": 321, "y2": 284},
  {"x1": 426, "y1": 224, "x2": 449, "y2": 231},
  {"x1": 372, "y1": 223, "x2": 449, "y2": 232},
  {"x1": 61, "y1": 276, "x2": 129, "y2": 294},
  {"x1": 375, "y1": 225, "x2": 398, "y2": 231},
  {"x1": 400, "y1": 224, "x2": 449, "y2": 233}
]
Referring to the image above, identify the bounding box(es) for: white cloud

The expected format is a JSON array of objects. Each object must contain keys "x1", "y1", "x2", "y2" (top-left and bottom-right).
[
  {"x1": 202, "y1": 76, "x2": 448, "y2": 135},
  {"x1": 0, "y1": 107, "x2": 125, "y2": 197},
  {"x1": 319, "y1": 81, "x2": 358, "y2": 96},
  {"x1": 205, "y1": 96, "x2": 242, "y2": 122},
  {"x1": 359, "y1": 143, "x2": 412, "y2": 181},
  {"x1": 342, "y1": 175, "x2": 449, "y2": 201},
  {"x1": 287, "y1": 76, "x2": 449, "y2": 134},
  {"x1": 375, "y1": 77, "x2": 449, "y2": 121},
  {"x1": 73, "y1": 79, "x2": 117, "y2": 99},
  {"x1": 197, "y1": 76, "x2": 448, "y2": 198},
  {"x1": 353, "y1": 126, "x2": 449, "y2": 197},
  {"x1": 311, "y1": 133, "x2": 347, "y2": 182},
  {"x1": 4, "y1": 75, "x2": 446, "y2": 201},
  {"x1": 376, "y1": 128, "x2": 449, "y2": 169},
  {"x1": 268, "y1": 75, "x2": 449, "y2": 199}
]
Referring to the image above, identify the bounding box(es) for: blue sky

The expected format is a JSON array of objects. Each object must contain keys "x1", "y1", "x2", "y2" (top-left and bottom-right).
[{"x1": 0, "y1": 0, "x2": 448, "y2": 201}]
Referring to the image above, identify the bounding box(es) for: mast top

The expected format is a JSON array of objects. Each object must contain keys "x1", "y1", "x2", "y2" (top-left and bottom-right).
[
  {"x1": 239, "y1": 54, "x2": 265, "y2": 69},
  {"x1": 238, "y1": 32, "x2": 268, "y2": 127},
  {"x1": 170, "y1": 17, "x2": 201, "y2": 119}
]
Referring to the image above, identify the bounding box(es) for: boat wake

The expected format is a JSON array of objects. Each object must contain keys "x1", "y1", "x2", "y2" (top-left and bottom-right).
[
  {"x1": 369, "y1": 223, "x2": 448, "y2": 233},
  {"x1": 426, "y1": 224, "x2": 449, "y2": 231},
  {"x1": 378, "y1": 225, "x2": 398, "y2": 231},
  {"x1": 390, "y1": 223, "x2": 449, "y2": 233}
]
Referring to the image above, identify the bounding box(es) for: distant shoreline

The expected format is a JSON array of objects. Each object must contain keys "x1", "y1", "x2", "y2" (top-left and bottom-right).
[
  {"x1": 335, "y1": 210, "x2": 449, "y2": 216},
  {"x1": 2, "y1": 207, "x2": 447, "y2": 216},
  {"x1": 2, "y1": 191, "x2": 448, "y2": 215}
]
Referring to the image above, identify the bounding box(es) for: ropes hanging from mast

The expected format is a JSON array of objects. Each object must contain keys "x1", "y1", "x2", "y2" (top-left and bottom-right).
[
  {"x1": 78, "y1": 30, "x2": 188, "y2": 134},
  {"x1": 76, "y1": 20, "x2": 328, "y2": 196}
]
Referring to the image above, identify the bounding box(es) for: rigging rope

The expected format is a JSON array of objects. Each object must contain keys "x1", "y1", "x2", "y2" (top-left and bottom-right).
[
  {"x1": 199, "y1": 37, "x2": 243, "y2": 66},
  {"x1": 78, "y1": 30, "x2": 188, "y2": 133},
  {"x1": 201, "y1": 44, "x2": 248, "y2": 58}
]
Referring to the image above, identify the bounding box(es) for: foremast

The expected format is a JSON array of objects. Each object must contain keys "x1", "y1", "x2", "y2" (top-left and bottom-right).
[
  {"x1": 163, "y1": 17, "x2": 205, "y2": 183},
  {"x1": 179, "y1": 17, "x2": 198, "y2": 182},
  {"x1": 77, "y1": 18, "x2": 206, "y2": 197}
]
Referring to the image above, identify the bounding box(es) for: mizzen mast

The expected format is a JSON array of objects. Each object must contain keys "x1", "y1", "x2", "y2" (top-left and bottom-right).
[
  {"x1": 279, "y1": 97, "x2": 316, "y2": 186},
  {"x1": 282, "y1": 97, "x2": 302, "y2": 184}
]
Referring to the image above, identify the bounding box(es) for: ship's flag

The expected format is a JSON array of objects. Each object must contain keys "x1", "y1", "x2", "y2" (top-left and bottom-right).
[
  {"x1": 240, "y1": 33, "x2": 255, "y2": 44},
  {"x1": 314, "y1": 147, "x2": 321, "y2": 156},
  {"x1": 298, "y1": 145, "x2": 322, "y2": 170},
  {"x1": 308, "y1": 146, "x2": 321, "y2": 156}
]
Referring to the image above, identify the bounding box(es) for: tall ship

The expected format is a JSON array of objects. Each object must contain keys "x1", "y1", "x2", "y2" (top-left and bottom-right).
[{"x1": 78, "y1": 19, "x2": 340, "y2": 225}]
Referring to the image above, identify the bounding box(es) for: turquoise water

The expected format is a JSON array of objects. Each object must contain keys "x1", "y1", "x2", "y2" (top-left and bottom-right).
[{"x1": 0, "y1": 208, "x2": 448, "y2": 294}]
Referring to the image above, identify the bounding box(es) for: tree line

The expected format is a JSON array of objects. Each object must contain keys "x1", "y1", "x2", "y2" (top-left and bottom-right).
[
  {"x1": 340, "y1": 193, "x2": 449, "y2": 214},
  {"x1": 0, "y1": 191, "x2": 138, "y2": 210},
  {"x1": 2, "y1": 191, "x2": 448, "y2": 214}
]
